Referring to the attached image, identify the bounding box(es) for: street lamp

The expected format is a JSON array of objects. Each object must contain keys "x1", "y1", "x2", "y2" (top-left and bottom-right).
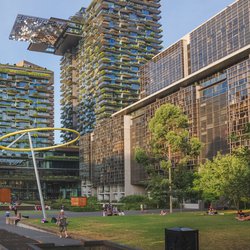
[{"x1": 168, "y1": 146, "x2": 173, "y2": 214}]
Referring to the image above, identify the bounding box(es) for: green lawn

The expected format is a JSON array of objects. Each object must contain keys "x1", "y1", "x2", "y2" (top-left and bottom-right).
[{"x1": 9, "y1": 211, "x2": 250, "y2": 250}]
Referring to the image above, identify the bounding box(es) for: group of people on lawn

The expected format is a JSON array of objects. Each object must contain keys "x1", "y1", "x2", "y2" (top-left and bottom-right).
[
  {"x1": 206, "y1": 205, "x2": 250, "y2": 221},
  {"x1": 102, "y1": 203, "x2": 125, "y2": 216}
]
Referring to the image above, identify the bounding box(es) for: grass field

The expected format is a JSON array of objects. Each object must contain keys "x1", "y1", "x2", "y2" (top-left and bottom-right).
[{"x1": 18, "y1": 211, "x2": 250, "y2": 250}]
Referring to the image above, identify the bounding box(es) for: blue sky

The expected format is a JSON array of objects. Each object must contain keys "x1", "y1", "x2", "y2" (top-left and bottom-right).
[{"x1": 0, "y1": 0, "x2": 235, "y2": 142}]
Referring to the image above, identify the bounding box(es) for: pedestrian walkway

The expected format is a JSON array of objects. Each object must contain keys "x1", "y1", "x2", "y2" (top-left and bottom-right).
[
  {"x1": 0, "y1": 218, "x2": 83, "y2": 249},
  {"x1": 0, "y1": 229, "x2": 38, "y2": 250}
]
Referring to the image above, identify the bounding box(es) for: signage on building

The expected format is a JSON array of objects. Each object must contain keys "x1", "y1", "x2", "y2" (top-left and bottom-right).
[{"x1": 71, "y1": 197, "x2": 87, "y2": 207}]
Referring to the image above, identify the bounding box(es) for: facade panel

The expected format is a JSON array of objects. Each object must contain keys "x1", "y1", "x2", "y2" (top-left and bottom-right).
[
  {"x1": 80, "y1": 115, "x2": 125, "y2": 200},
  {"x1": 140, "y1": 40, "x2": 187, "y2": 98},
  {"x1": 190, "y1": 0, "x2": 250, "y2": 73}
]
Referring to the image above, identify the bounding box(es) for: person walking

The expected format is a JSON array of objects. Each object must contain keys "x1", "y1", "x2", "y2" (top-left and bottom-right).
[
  {"x1": 13, "y1": 206, "x2": 18, "y2": 216},
  {"x1": 5, "y1": 211, "x2": 10, "y2": 224},
  {"x1": 140, "y1": 204, "x2": 144, "y2": 213},
  {"x1": 57, "y1": 209, "x2": 69, "y2": 238}
]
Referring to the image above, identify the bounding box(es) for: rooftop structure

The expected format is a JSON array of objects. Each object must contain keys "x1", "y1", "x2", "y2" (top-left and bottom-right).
[{"x1": 9, "y1": 12, "x2": 84, "y2": 55}]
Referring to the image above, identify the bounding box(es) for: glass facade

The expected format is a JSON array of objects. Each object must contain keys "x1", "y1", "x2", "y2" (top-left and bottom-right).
[
  {"x1": 80, "y1": 115, "x2": 124, "y2": 200},
  {"x1": 0, "y1": 147, "x2": 80, "y2": 200},
  {"x1": 197, "y1": 72, "x2": 229, "y2": 160},
  {"x1": 80, "y1": 116, "x2": 124, "y2": 185},
  {"x1": 227, "y1": 58, "x2": 250, "y2": 151},
  {"x1": 79, "y1": 0, "x2": 250, "y2": 198},
  {"x1": 140, "y1": 40, "x2": 187, "y2": 98},
  {"x1": 190, "y1": 0, "x2": 250, "y2": 73},
  {"x1": 130, "y1": 86, "x2": 197, "y2": 184}
]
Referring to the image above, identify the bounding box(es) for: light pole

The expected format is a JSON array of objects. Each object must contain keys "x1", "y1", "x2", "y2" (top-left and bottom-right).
[{"x1": 168, "y1": 146, "x2": 173, "y2": 214}]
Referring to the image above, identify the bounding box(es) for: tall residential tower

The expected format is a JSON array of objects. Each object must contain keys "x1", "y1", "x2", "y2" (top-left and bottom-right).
[
  {"x1": 10, "y1": 0, "x2": 163, "y2": 139},
  {"x1": 0, "y1": 62, "x2": 81, "y2": 200},
  {"x1": 0, "y1": 61, "x2": 54, "y2": 149}
]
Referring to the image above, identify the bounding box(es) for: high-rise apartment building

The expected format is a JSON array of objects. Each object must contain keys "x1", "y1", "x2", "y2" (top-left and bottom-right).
[
  {"x1": 0, "y1": 61, "x2": 54, "y2": 149},
  {"x1": 10, "y1": 0, "x2": 163, "y2": 139},
  {"x1": 0, "y1": 62, "x2": 81, "y2": 200},
  {"x1": 80, "y1": 0, "x2": 250, "y2": 200}
]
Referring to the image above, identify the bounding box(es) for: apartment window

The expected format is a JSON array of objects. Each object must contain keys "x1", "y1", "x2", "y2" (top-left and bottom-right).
[
  {"x1": 110, "y1": 56, "x2": 115, "y2": 62},
  {"x1": 129, "y1": 14, "x2": 138, "y2": 20},
  {"x1": 108, "y1": 8, "x2": 114, "y2": 14},
  {"x1": 17, "y1": 82, "x2": 27, "y2": 88},
  {"x1": 107, "y1": 74, "x2": 116, "y2": 80},
  {"x1": 109, "y1": 38, "x2": 115, "y2": 45},
  {"x1": 146, "y1": 30, "x2": 152, "y2": 37},
  {"x1": 2, "y1": 93, "x2": 7, "y2": 99},
  {"x1": 0, "y1": 73, "x2": 8, "y2": 79},
  {"x1": 109, "y1": 21, "x2": 114, "y2": 28},
  {"x1": 131, "y1": 84, "x2": 139, "y2": 90},
  {"x1": 142, "y1": 10, "x2": 149, "y2": 15},
  {"x1": 131, "y1": 66, "x2": 139, "y2": 71},
  {"x1": 108, "y1": 3, "x2": 114, "y2": 8}
]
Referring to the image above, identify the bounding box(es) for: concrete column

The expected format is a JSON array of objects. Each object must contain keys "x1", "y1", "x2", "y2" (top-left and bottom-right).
[{"x1": 124, "y1": 115, "x2": 145, "y2": 196}]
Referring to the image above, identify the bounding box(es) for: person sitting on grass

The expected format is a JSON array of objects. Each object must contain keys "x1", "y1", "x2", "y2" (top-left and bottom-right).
[
  {"x1": 236, "y1": 215, "x2": 250, "y2": 221},
  {"x1": 57, "y1": 210, "x2": 69, "y2": 238},
  {"x1": 237, "y1": 210, "x2": 246, "y2": 218},
  {"x1": 160, "y1": 210, "x2": 168, "y2": 216},
  {"x1": 207, "y1": 206, "x2": 218, "y2": 215}
]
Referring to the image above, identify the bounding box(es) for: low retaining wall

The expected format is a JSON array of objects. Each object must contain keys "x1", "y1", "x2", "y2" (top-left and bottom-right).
[{"x1": 0, "y1": 205, "x2": 35, "y2": 211}]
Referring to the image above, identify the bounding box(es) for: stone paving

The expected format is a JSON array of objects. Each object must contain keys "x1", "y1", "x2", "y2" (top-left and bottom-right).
[
  {"x1": 0, "y1": 229, "x2": 39, "y2": 250},
  {"x1": 0, "y1": 216, "x2": 83, "y2": 250}
]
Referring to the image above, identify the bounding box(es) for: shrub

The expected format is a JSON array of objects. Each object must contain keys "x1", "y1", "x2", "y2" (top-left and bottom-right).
[
  {"x1": 120, "y1": 195, "x2": 147, "y2": 204},
  {"x1": 119, "y1": 195, "x2": 157, "y2": 210},
  {"x1": 50, "y1": 198, "x2": 71, "y2": 210}
]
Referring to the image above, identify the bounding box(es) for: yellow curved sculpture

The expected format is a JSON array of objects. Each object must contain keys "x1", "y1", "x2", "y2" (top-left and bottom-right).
[{"x1": 0, "y1": 127, "x2": 80, "y2": 152}]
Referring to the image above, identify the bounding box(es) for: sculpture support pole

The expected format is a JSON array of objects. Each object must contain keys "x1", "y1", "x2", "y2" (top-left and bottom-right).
[
  {"x1": 0, "y1": 127, "x2": 79, "y2": 221},
  {"x1": 28, "y1": 132, "x2": 46, "y2": 220},
  {"x1": 2, "y1": 133, "x2": 26, "y2": 152}
]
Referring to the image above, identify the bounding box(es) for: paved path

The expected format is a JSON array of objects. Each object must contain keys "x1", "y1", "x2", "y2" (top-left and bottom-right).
[{"x1": 0, "y1": 216, "x2": 83, "y2": 250}]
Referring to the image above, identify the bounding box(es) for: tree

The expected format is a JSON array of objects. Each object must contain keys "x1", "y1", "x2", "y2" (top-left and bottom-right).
[
  {"x1": 194, "y1": 152, "x2": 250, "y2": 209},
  {"x1": 135, "y1": 147, "x2": 167, "y2": 208},
  {"x1": 136, "y1": 104, "x2": 202, "y2": 212}
]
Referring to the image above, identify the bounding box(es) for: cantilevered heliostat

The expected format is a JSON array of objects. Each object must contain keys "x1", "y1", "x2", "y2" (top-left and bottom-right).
[{"x1": 9, "y1": 13, "x2": 84, "y2": 55}]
